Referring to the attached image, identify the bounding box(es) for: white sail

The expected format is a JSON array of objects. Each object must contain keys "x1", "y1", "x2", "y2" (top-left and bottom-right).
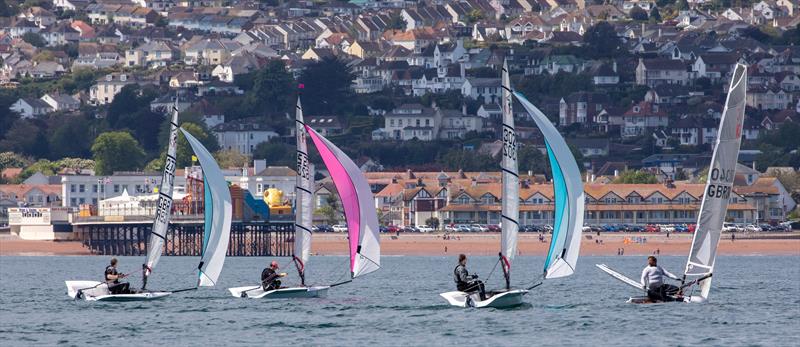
[
  {"x1": 143, "y1": 100, "x2": 179, "y2": 283},
  {"x1": 181, "y1": 129, "x2": 232, "y2": 287},
  {"x1": 305, "y1": 126, "x2": 380, "y2": 279},
  {"x1": 684, "y1": 64, "x2": 747, "y2": 299},
  {"x1": 500, "y1": 60, "x2": 519, "y2": 272},
  {"x1": 513, "y1": 92, "x2": 585, "y2": 279},
  {"x1": 294, "y1": 97, "x2": 314, "y2": 282}
]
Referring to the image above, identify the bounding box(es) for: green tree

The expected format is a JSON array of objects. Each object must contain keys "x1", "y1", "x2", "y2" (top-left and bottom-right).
[
  {"x1": 246, "y1": 60, "x2": 294, "y2": 116},
  {"x1": 106, "y1": 84, "x2": 141, "y2": 128},
  {"x1": 0, "y1": 120, "x2": 48, "y2": 158},
  {"x1": 630, "y1": 6, "x2": 648, "y2": 21},
  {"x1": 214, "y1": 149, "x2": 251, "y2": 169},
  {"x1": 518, "y1": 145, "x2": 549, "y2": 177},
  {"x1": 467, "y1": 9, "x2": 484, "y2": 23},
  {"x1": 675, "y1": 0, "x2": 689, "y2": 10},
  {"x1": 387, "y1": 13, "x2": 407, "y2": 30},
  {"x1": 649, "y1": 7, "x2": 662, "y2": 22},
  {"x1": 0, "y1": 0, "x2": 18, "y2": 16},
  {"x1": 49, "y1": 116, "x2": 92, "y2": 159},
  {"x1": 21, "y1": 32, "x2": 46, "y2": 47},
  {"x1": 253, "y1": 140, "x2": 295, "y2": 167},
  {"x1": 91, "y1": 131, "x2": 146, "y2": 175},
  {"x1": 583, "y1": 22, "x2": 623, "y2": 59},
  {"x1": 298, "y1": 57, "x2": 355, "y2": 115},
  {"x1": 613, "y1": 170, "x2": 659, "y2": 184},
  {"x1": 0, "y1": 152, "x2": 30, "y2": 169},
  {"x1": 315, "y1": 205, "x2": 339, "y2": 225}
]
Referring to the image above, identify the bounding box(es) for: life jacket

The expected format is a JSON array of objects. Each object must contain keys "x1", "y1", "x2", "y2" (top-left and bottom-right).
[{"x1": 453, "y1": 264, "x2": 468, "y2": 285}]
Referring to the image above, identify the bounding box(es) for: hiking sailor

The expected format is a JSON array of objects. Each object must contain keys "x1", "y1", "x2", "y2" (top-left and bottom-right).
[
  {"x1": 454, "y1": 254, "x2": 487, "y2": 301},
  {"x1": 105, "y1": 258, "x2": 131, "y2": 294},
  {"x1": 261, "y1": 261, "x2": 287, "y2": 291},
  {"x1": 641, "y1": 256, "x2": 681, "y2": 301}
]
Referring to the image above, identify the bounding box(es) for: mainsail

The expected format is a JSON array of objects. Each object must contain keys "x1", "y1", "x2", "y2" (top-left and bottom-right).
[
  {"x1": 684, "y1": 64, "x2": 747, "y2": 299},
  {"x1": 180, "y1": 128, "x2": 232, "y2": 287},
  {"x1": 500, "y1": 60, "x2": 519, "y2": 286},
  {"x1": 513, "y1": 92, "x2": 585, "y2": 279},
  {"x1": 305, "y1": 126, "x2": 380, "y2": 279},
  {"x1": 143, "y1": 100, "x2": 180, "y2": 287},
  {"x1": 294, "y1": 97, "x2": 314, "y2": 284}
]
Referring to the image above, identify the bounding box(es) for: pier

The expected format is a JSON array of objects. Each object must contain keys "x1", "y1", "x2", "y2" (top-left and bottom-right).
[{"x1": 75, "y1": 222, "x2": 295, "y2": 257}]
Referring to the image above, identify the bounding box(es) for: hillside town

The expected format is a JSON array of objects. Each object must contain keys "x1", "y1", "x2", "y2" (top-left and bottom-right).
[{"x1": 0, "y1": 0, "x2": 799, "y2": 236}]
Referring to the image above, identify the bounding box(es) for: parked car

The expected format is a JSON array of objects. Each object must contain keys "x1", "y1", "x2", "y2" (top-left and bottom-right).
[
  {"x1": 486, "y1": 224, "x2": 501, "y2": 232},
  {"x1": 386, "y1": 225, "x2": 399, "y2": 233},
  {"x1": 744, "y1": 224, "x2": 762, "y2": 232},
  {"x1": 582, "y1": 226, "x2": 591, "y2": 232},
  {"x1": 674, "y1": 225, "x2": 688, "y2": 233},
  {"x1": 471, "y1": 224, "x2": 488, "y2": 232},
  {"x1": 687, "y1": 224, "x2": 696, "y2": 233},
  {"x1": 589, "y1": 225, "x2": 603, "y2": 232},
  {"x1": 379, "y1": 226, "x2": 387, "y2": 233},
  {"x1": 403, "y1": 225, "x2": 419, "y2": 233},
  {"x1": 445, "y1": 224, "x2": 457, "y2": 232},
  {"x1": 315, "y1": 225, "x2": 333, "y2": 233},
  {"x1": 456, "y1": 224, "x2": 471, "y2": 232},
  {"x1": 645, "y1": 224, "x2": 660, "y2": 233},
  {"x1": 722, "y1": 223, "x2": 738, "y2": 232},
  {"x1": 417, "y1": 225, "x2": 434, "y2": 233},
  {"x1": 332, "y1": 224, "x2": 348, "y2": 233}
]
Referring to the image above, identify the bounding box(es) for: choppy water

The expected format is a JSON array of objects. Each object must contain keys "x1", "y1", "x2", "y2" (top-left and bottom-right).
[{"x1": 1, "y1": 255, "x2": 798, "y2": 346}]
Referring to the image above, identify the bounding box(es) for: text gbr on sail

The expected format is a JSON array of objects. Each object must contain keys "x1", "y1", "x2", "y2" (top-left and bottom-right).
[{"x1": 707, "y1": 168, "x2": 734, "y2": 199}]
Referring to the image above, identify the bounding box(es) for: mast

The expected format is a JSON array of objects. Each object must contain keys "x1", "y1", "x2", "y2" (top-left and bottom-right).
[
  {"x1": 513, "y1": 91, "x2": 585, "y2": 280},
  {"x1": 142, "y1": 96, "x2": 180, "y2": 290},
  {"x1": 683, "y1": 64, "x2": 747, "y2": 299},
  {"x1": 500, "y1": 59, "x2": 519, "y2": 290},
  {"x1": 294, "y1": 96, "x2": 313, "y2": 286}
]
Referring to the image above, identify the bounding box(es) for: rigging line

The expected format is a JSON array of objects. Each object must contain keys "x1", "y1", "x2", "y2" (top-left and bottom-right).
[{"x1": 484, "y1": 257, "x2": 501, "y2": 284}]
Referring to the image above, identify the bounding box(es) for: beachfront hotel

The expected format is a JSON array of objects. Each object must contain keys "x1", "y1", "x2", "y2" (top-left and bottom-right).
[{"x1": 367, "y1": 170, "x2": 795, "y2": 227}]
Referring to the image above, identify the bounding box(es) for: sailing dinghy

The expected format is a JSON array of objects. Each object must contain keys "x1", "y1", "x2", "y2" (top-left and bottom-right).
[
  {"x1": 596, "y1": 63, "x2": 748, "y2": 304},
  {"x1": 440, "y1": 61, "x2": 585, "y2": 308},
  {"x1": 66, "y1": 105, "x2": 232, "y2": 301},
  {"x1": 228, "y1": 97, "x2": 380, "y2": 299}
]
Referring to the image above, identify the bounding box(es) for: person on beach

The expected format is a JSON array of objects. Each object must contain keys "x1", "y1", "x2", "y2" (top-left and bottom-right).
[
  {"x1": 261, "y1": 261, "x2": 286, "y2": 291},
  {"x1": 104, "y1": 258, "x2": 130, "y2": 294},
  {"x1": 641, "y1": 256, "x2": 681, "y2": 302},
  {"x1": 454, "y1": 254, "x2": 486, "y2": 300}
]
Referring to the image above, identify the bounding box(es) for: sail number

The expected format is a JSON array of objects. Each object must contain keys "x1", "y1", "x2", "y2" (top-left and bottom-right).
[
  {"x1": 706, "y1": 184, "x2": 731, "y2": 199},
  {"x1": 503, "y1": 128, "x2": 516, "y2": 160},
  {"x1": 709, "y1": 168, "x2": 734, "y2": 183},
  {"x1": 297, "y1": 152, "x2": 310, "y2": 179}
]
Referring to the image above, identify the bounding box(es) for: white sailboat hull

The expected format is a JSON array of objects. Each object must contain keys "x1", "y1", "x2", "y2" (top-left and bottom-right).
[
  {"x1": 65, "y1": 281, "x2": 171, "y2": 302},
  {"x1": 228, "y1": 285, "x2": 330, "y2": 299},
  {"x1": 627, "y1": 295, "x2": 706, "y2": 304},
  {"x1": 439, "y1": 289, "x2": 528, "y2": 308},
  {"x1": 595, "y1": 265, "x2": 708, "y2": 304}
]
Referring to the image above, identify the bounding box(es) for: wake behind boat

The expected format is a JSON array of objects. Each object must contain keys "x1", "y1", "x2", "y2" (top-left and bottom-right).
[
  {"x1": 439, "y1": 61, "x2": 584, "y2": 308},
  {"x1": 230, "y1": 96, "x2": 380, "y2": 299},
  {"x1": 66, "y1": 100, "x2": 233, "y2": 301},
  {"x1": 596, "y1": 63, "x2": 748, "y2": 304}
]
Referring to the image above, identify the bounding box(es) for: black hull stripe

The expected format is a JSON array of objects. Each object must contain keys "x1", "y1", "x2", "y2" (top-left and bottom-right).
[
  {"x1": 501, "y1": 167, "x2": 519, "y2": 178},
  {"x1": 501, "y1": 214, "x2": 519, "y2": 225},
  {"x1": 296, "y1": 186, "x2": 312, "y2": 195}
]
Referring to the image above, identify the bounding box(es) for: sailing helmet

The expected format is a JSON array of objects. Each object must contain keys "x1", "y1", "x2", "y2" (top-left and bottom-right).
[{"x1": 270, "y1": 261, "x2": 279, "y2": 269}]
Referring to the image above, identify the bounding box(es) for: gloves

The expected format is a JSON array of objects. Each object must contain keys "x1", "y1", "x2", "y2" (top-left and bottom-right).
[{"x1": 471, "y1": 274, "x2": 479, "y2": 279}]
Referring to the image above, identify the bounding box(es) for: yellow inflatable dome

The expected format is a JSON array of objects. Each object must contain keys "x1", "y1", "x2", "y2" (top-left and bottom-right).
[{"x1": 264, "y1": 187, "x2": 284, "y2": 208}]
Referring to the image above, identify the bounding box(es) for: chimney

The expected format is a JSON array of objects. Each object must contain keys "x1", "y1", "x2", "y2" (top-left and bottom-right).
[
  {"x1": 462, "y1": 103, "x2": 467, "y2": 115},
  {"x1": 591, "y1": 174, "x2": 596, "y2": 182},
  {"x1": 641, "y1": 23, "x2": 645, "y2": 38},
  {"x1": 253, "y1": 159, "x2": 266, "y2": 175},
  {"x1": 612, "y1": 61, "x2": 617, "y2": 73},
  {"x1": 460, "y1": 62, "x2": 465, "y2": 79},
  {"x1": 752, "y1": 161, "x2": 756, "y2": 171},
  {"x1": 614, "y1": 169, "x2": 619, "y2": 177},
  {"x1": 528, "y1": 170, "x2": 532, "y2": 176}
]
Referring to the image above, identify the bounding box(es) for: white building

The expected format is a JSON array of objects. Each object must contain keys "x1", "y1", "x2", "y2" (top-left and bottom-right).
[
  {"x1": 212, "y1": 118, "x2": 279, "y2": 155},
  {"x1": 89, "y1": 73, "x2": 138, "y2": 105},
  {"x1": 384, "y1": 103, "x2": 438, "y2": 141},
  {"x1": 61, "y1": 172, "x2": 187, "y2": 208}
]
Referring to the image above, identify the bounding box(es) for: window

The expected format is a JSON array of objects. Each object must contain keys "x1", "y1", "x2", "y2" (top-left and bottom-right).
[
  {"x1": 93, "y1": 185, "x2": 98, "y2": 193},
  {"x1": 70, "y1": 184, "x2": 76, "y2": 193},
  {"x1": 79, "y1": 198, "x2": 85, "y2": 204},
  {"x1": 114, "y1": 185, "x2": 120, "y2": 193},
  {"x1": 79, "y1": 184, "x2": 85, "y2": 193}
]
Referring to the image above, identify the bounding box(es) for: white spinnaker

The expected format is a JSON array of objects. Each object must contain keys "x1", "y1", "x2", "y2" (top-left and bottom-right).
[
  {"x1": 305, "y1": 126, "x2": 381, "y2": 279},
  {"x1": 513, "y1": 92, "x2": 585, "y2": 279},
  {"x1": 684, "y1": 64, "x2": 747, "y2": 299},
  {"x1": 500, "y1": 60, "x2": 519, "y2": 269},
  {"x1": 181, "y1": 129, "x2": 232, "y2": 287},
  {"x1": 294, "y1": 97, "x2": 314, "y2": 275},
  {"x1": 143, "y1": 101, "x2": 179, "y2": 280}
]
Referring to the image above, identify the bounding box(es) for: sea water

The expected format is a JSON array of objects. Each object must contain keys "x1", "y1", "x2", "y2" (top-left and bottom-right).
[{"x1": 1, "y1": 255, "x2": 798, "y2": 346}]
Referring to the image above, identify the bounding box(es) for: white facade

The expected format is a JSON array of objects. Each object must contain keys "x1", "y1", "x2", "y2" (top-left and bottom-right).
[
  {"x1": 61, "y1": 173, "x2": 187, "y2": 208},
  {"x1": 214, "y1": 129, "x2": 279, "y2": 155}
]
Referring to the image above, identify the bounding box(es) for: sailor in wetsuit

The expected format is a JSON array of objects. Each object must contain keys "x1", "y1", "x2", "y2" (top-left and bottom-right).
[
  {"x1": 454, "y1": 254, "x2": 486, "y2": 301},
  {"x1": 261, "y1": 261, "x2": 287, "y2": 291},
  {"x1": 641, "y1": 256, "x2": 681, "y2": 302},
  {"x1": 105, "y1": 258, "x2": 130, "y2": 294}
]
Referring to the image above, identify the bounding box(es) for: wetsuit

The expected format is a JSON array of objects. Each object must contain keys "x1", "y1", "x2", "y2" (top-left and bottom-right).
[
  {"x1": 261, "y1": 268, "x2": 281, "y2": 291},
  {"x1": 641, "y1": 265, "x2": 680, "y2": 301},
  {"x1": 105, "y1": 265, "x2": 130, "y2": 295},
  {"x1": 454, "y1": 264, "x2": 486, "y2": 300}
]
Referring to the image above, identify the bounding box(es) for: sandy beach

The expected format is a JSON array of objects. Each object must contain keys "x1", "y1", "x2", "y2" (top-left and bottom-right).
[{"x1": 2, "y1": 232, "x2": 798, "y2": 256}]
